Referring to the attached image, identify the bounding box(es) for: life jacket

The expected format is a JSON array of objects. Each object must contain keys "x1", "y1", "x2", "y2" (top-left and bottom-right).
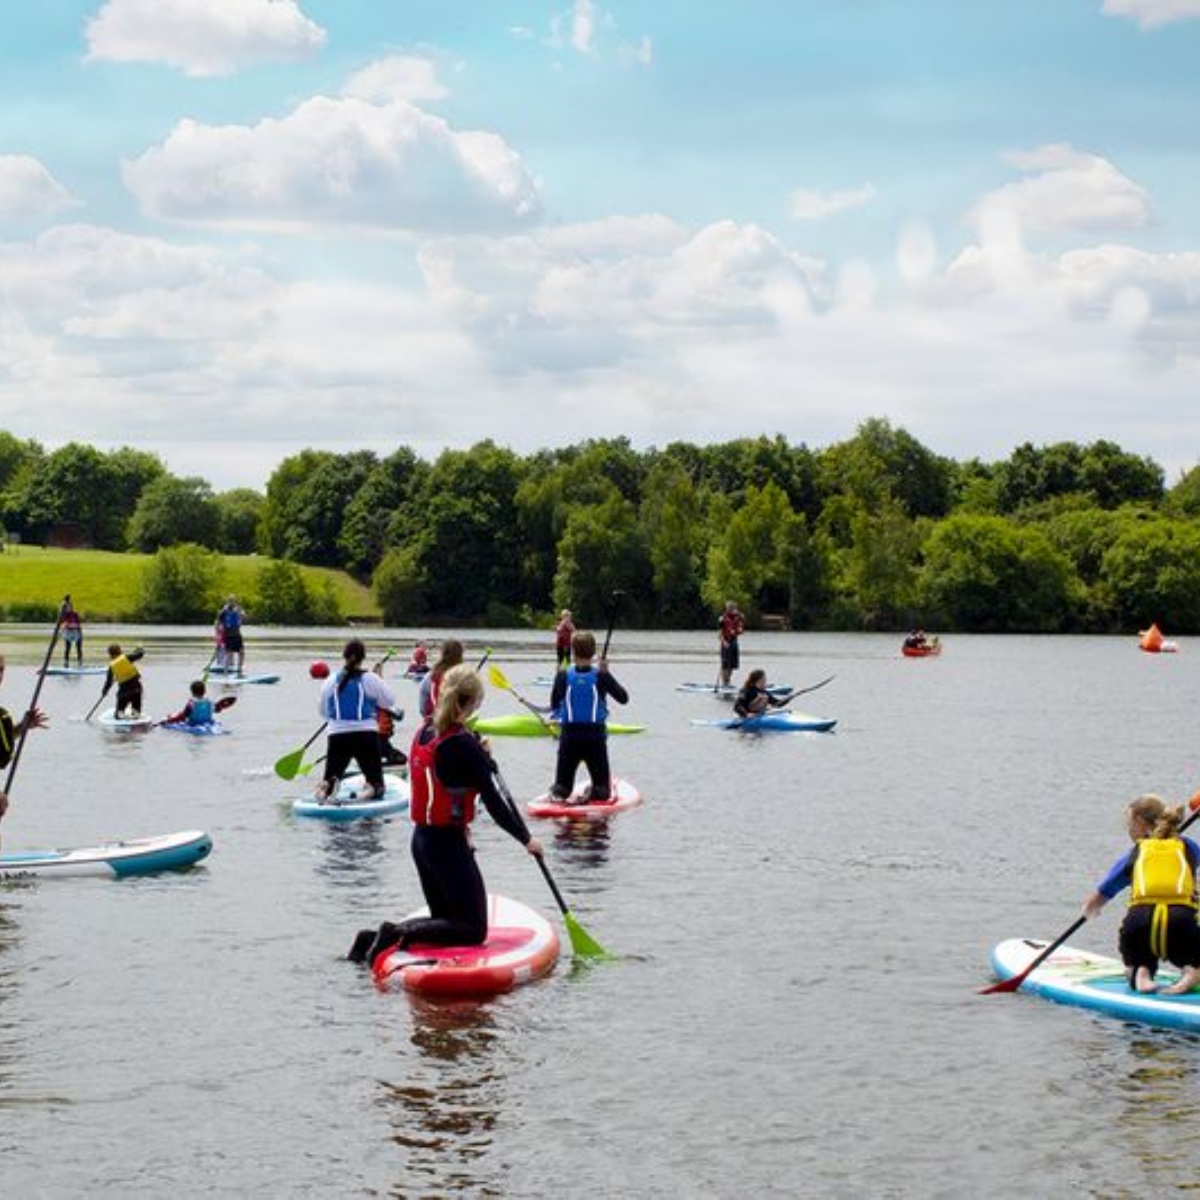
[
  {"x1": 219, "y1": 607, "x2": 241, "y2": 632},
  {"x1": 109, "y1": 654, "x2": 139, "y2": 684},
  {"x1": 187, "y1": 698, "x2": 214, "y2": 726},
  {"x1": 555, "y1": 666, "x2": 607, "y2": 725},
  {"x1": 1130, "y1": 838, "x2": 1198, "y2": 909},
  {"x1": 62, "y1": 610, "x2": 81, "y2": 631},
  {"x1": 0, "y1": 708, "x2": 13, "y2": 769},
  {"x1": 409, "y1": 725, "x2": 477, "y2": 827},
  {"x1": 323, "y1": 671, "x2": 378, "y2": 722}
]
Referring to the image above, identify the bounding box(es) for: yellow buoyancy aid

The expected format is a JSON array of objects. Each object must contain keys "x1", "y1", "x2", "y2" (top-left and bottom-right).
[
  {"x1": 1131, "y1": 837, "x2": 1198, "y2": 908},
  {"x1": 109, "y1": 654, "x2": 140, "y2": 684}
]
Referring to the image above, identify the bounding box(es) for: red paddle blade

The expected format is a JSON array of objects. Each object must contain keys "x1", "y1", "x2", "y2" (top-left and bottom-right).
[
  {"x1": 979, "y1": 973, "x2": 1026, "y2": 995},
  {"x1": 215, "y1": 696, "x2": 238, "y2": 712}
]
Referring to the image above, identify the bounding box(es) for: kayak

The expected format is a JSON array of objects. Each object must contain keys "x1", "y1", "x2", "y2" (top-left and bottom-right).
[
  {"x1": 212, "y1": 672, "x2": 281, "y2": 686},
  {"x1": 41, "y1": 665, "x2": 107, "y2": 677},
  {"x1": 989, "y1": 938, "x2": 1200, "y2": 1033},
  {"x1": 292, "y1": 776, "x2": 410, "y2": 822},
  {"x1": 97, "y1": 708, "x2": 156, "y2": 731},
  {"x1": 692, "y1": 710, "x2": 836, "y2": 733},
  {"x1": 467, "y1": 713, "x2": 646, "y2": 738},
  {"x1": 372, "y1": 893, "x2": 559, "y2": 998},
  {"x1": 675, "y1": 682, "x2": 792, "y2": 699},
  {"x1": 0, "y1": 830, "x2": 212, "y2": 880},
  {"x1": 901, "y1": 642, "x2": 941, "y2": 658},
  {"x1": 527, "y1": 777, "x2": 643, "y2": 820},
  {"x1": 160, "y1": 720, "x2": 228, "y2": 737}
]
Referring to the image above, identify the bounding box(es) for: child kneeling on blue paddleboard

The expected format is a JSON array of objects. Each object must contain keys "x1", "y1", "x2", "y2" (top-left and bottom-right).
[{"x1": 1082, "y1": 794, "x2": 1200, "y2": 996}]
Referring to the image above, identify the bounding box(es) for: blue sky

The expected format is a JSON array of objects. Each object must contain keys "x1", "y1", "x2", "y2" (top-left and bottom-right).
[{"x1": 3, "y1": 0, "x2": 1200, "y2": 489}]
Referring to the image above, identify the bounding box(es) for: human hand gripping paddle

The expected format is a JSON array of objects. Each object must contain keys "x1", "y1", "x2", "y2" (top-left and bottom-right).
[
  {"x1": 980, "y1": 793, "x2": 1200, "y2": 994},
  {"x1": 487, "y1": 664, "x2": 558, "y2": 736},
  {"x1": 488, "y1": 763, "x2": 611, "y2": 960},
  {"x1": 0, "y1": 596, "x2": 68, "y2": 832}
]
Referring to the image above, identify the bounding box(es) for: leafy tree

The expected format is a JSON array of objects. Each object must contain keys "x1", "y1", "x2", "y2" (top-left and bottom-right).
[
  {"x1": 127, "y1": 475, "x2": 220, "y2": 552},
  {"x1": 639, "y1": 461, "x2": 708, "y2": 625},
  {"x1": 137, "y1": 544, "x2": 226, "y2": 622},
  {"x1": 552, "y1": 494, "x2": 652, "y2": 625},
  {"x1": 1096, "y1": 519, "x2": 1200, "y2": 632},
  {"x1": 838, "y1": 496, "x2": 922, "y2": 629},
  {"x1": 0, "y1": 432, "x2": 42, "y2": 493},
  {"x1": 214, "y1": 488, "x2": 266, "y2": 555},
  {"x1": 995, "y1": 440, "x2": 1162, "y2": 513},
  {"x1": 258, "y1": 449, "x2": 339, "y2": 559},
  {"x1": 338, "y1": 448, "x2": 427, "y2": 578},
  {"x1": 374, "y1": 545, "x2": 427, "y2": 625},
  {"x1": 1165, "y1": 464, "x2": 1200, "y2": 518},
  {"x1": 919, "y1": 514, "x2": 1079, "y2": 631},
  {"x1": 252, "y1": 560, "x2": 342, "y2": 625}
]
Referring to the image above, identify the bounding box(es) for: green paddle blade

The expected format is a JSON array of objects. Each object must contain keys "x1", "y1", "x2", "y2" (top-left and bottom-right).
[
  {"x1": 564, "y1": 911, "x2": 612, "y2": 960},
  {"x1": 274, "y1": 747, "x2": 305, "y2": 780}
]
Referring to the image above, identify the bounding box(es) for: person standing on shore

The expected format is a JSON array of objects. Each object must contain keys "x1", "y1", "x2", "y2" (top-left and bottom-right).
[{"x1": 718, "y1": 600, "x2": 745, "y2": 688}]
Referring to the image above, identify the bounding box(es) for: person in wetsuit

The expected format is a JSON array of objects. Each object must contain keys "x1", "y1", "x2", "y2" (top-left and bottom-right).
[{"x1": 733, "y1": 669, "x2": 790, "y2": 719}]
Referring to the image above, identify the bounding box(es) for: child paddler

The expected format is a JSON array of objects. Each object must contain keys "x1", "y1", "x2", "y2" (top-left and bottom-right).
[
  {"x1": 102, "y1": 644, "x2": 145, "y2": 718},
  {"x1": 1082, "y1": 793, "x2": 1200, "y2": 996},
  {"x1": 165, "y1": 680, "x2": 215, "y2": 727}
]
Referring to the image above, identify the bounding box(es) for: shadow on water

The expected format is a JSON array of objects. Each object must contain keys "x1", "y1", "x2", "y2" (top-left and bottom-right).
[{"x1": 376, "y1": 1001, "x2": 505, "y2": 1197}]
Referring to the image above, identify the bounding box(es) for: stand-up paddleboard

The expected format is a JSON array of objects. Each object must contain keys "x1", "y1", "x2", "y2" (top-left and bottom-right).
[
  {"x1": 0, "y1": 830, "x2": 212, "y2": 880},
  {"x1": 41, "y1": 665, "x2": 107, "y2": 677},
  {"x1": 989, "y1": 938, "x2": 1200, "y2": 1033},
  {"x1": 692, "y1": 710, "x2": 837, "y2": 733},
  {"x1": 97, "y1": 708, "x2": 156, "y2": 731},
  {"x1": 527, "y1": 777, "x2": 642, "y2": 820},
  {"x1": 467, "y1": 712, "x2": 646, "y2": 738},
  {"x1": 160, "y1": 720, "x2": 228, "y2": 737},
  {"x1": 292, "y1": 776, "x2": 410, "y2": 822},
  {"x1": 212, "y1": 672, "x2": 281, "y2": 686},
  {"x1": 372, "y1": 893, "x2": 559, "y2": 998},
  {"x1": 675, "y1": 682, "x2": 792, "y2": 699}
]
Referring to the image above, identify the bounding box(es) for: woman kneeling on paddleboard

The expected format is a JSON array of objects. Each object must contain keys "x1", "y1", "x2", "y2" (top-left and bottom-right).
[
  {"x1": 348, "y1": 665, "x2": 542, "y2": 965},
  {"x1": 1082, "y1": 794, "x2": 1200, "y2": 996},
  {"x1": 315, "y1": 640, "x2": 398, "y2": 803}
]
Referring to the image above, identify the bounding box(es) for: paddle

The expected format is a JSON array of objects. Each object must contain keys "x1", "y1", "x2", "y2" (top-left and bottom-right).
[
  {"x1": 274, "y1": 722, "x2": 328, "y2": 781},
  {"x1": 0, "y1": 595, "x2": 68, "y2": 825},
  {"x1": 600, "y1": 589, "x2": 624, "y2": 660},
  {"x1": 487, "y1": 664, "x2": 557, "y2": 736},
  {"x1": 778, "y1": 674, "x2": 836, "y2": 704},
  {"x1": 982, "y1": 800, "x2": 1200, "y2": 994},
  {"x1": 488, "y1": 764, "x2": 611, "y2": 960},
  {"x1": 84, "y1": 690, "x2": 108, "y2": 722},
  {"x1": 200, "y1": 647, "x2": 219, "y2": 683}
]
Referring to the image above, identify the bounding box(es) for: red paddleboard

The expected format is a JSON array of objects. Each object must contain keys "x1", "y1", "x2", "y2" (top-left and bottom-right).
[
  {"x1": 527, "y1": 776, "x2": 643, "y2": 820},
  {"x1": 372, "y1": 893, "x2": 559, "y2": 998}
]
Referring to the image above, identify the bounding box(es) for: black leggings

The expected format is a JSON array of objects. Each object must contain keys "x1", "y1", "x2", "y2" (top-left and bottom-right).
[
  {"x1": 116, "y1": 679, "x2": 142, "y2": 714},
  {"x1": 554, "y1": 727, "x2": 611, "y2": 799},
  {"x1": 402, "y1": 825, "x2": 487, "y2": 947},
  {"x1": 323, "y1": 730, "x2": 384, "y2": 792}
]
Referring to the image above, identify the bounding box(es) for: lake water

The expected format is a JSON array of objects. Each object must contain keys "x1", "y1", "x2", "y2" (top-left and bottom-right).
[{"x1": 0, "y1": 627, "x2": 1198, "y2": 1197}]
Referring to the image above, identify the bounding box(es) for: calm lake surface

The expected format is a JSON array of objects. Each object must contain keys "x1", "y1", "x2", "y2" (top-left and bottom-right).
[{"x1": 0, "y1": 627, "x2": 1198, "y2": 1197}]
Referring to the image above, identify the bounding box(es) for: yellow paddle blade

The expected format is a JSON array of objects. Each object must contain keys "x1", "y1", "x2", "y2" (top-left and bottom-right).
[{"x1": 487, "y1": 664, "x2": 512, "y2": 692}]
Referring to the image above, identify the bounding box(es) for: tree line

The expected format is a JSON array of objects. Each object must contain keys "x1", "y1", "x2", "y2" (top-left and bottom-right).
[{"x1": 3, "y1": 421, "x2": 1200, "y2": 632}]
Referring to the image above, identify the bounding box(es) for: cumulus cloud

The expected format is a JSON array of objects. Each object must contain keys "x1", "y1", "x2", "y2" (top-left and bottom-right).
[
  {"x1": 343, "y1": 55, "x2": 449, "y2": 104},
  {"x1": 0, "y1": 156, "x2": 78, "y2": 219},
  {"x1": 1102, "y1": 0, "x2": 1200, "y2": 29},
  {"x1": 84, "y1": 0, "x2": 326, "y2": 78},
  {"x1": 968, "y1": 144, "x2": 1151, "y2": 237},
  {"x1": 122, "y1": 91, "x2": 542, "y2": 234},
  {"x1": 790, "y1": 184, "x2": 875, "y2": 221}
]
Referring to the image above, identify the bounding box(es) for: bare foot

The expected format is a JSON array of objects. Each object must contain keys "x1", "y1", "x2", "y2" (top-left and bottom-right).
[
  {"x1": 1135, "y1": 967, "x2": 1158, "y2": 994},
  {"x1": 1162, "y1": 968, "x2": 1200, "y2": 996}
]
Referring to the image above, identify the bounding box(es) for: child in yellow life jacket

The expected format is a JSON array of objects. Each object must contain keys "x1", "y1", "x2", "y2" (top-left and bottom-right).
[
  {"x1": 1083, "y1": 794, "x2": 1200, "y2": 996},
  {"x1": 102, "y1": 644, "x2": 145, "y2": 718}
]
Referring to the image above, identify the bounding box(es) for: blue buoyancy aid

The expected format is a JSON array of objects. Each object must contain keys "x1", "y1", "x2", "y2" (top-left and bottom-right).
[
  {"x1": 324, "y1": 671, "x2": 379, "y2": 722},
  {"x1": 555, "y1": 666, "x2": 608, "y2": 725}
]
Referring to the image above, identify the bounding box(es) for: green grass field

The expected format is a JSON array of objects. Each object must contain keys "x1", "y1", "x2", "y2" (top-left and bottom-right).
[{"x1": 0, "y1": 547, "x2": 379, "y2": 622}]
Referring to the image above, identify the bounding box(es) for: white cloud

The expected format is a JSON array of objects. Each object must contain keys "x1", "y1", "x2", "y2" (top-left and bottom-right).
[
  {"x1": 619, "y1": 36, "x2": 654, "y2": 67},
  {"x1": 84, "y1": 0, "x2": 326, "y2": 78},
  {"x1": 547, "y1": 1, "x2": 650, "y2": 65},
  {"x1": 968, "y1": 144, "x2": 1151, "y2": 237},
  {"x1": 790, "y1": 184, "x2": 875, "y2": 221},
  {"x1": 343, "y1": 56, "x2": 449, "y2": 105},
  {"x1": 122, "y1": 92, "x2": 542, "y2": 235},
  {"x1": 571, "y1": 0, "x2": 597, "y2": 52},
  {"x1": 0, "y1": 156, "x2": 78, "y2": 219},
  {"x1": 1102, "y1": 0, "x2": 1200, "y2": 29}
]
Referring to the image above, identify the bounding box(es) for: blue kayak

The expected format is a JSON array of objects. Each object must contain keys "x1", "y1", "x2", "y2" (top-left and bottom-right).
[
  {"x1": 692, "y1": 710, "x2": 836, "y2": 733},
  {"x1": 161, "y1": 720, "x2": 228, "y2": 736}
]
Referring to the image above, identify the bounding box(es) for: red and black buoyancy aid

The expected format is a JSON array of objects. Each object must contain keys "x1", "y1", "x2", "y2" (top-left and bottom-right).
[{"x1": 409, "y1": 725, "x2": 478, "y2": 827}]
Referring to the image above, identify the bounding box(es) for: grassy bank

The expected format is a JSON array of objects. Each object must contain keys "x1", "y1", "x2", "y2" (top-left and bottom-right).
[{"x1": 0, "y1": 547, "x2": 379, "y2": 622}]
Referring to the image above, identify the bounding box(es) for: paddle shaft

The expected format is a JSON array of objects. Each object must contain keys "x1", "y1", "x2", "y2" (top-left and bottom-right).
[
  {"x1": 784, "y1": 674, "x2": 835, "y2": 701},
  {"x1": 2, "y1": 596, "x2": 69, "y2": 806},
  {"x1": 984, "y1": 801, "x2": 1200, "y2": 994},
  {"x1": 600, "y1": 590, "x2": 624, "y2": 660}
]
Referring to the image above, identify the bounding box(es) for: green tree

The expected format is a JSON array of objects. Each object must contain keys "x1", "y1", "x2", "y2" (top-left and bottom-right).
[
  {"x1": 373, "y1": 545, "x2": 427, "y2": 625},
  {"x1": 640, "y1": 461, "x2": 708, "y2": 625},
  {"x1": 919, "y1": 514, "x2": 1079, "y2": 631},
  {"x1": 127, "y1": 475, "x2": 221, "y2": 551},
  {"x1": 552, "y1": 494, "x2": 652, "y2": 625},
  {"x1": 214, "y1": 489, "x2": 266, "y2": 555},
  {"x1": 1165, "y1": 464, "x2": 1200, "y2": 518},
  {"x1": 839, "y1": 496, "x2": 921, "y2": 628},
  {"x1": 338, "y1": 448, "x2": 427, "y2": 578},
  {"x1": 1096, "y1": 519, "x2": 1200, "y2": 632},
  {"x1": 258, "y1": 449, "x2": 338, "y2": 559},
  {"x1": 252, "y1": 560, "x2": 343, "y2": 625},
  {"x1": 137, "y1": 544, "x2": 226, "y2": 622}
]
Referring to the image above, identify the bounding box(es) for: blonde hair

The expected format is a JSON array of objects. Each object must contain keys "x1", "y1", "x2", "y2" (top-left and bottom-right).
[
  {"x1": 1128, "y1": 793, "x2": 1186, "y2": 839},
  {"x1": 433, "y1": 664, "x2": 483, "y2": 734}
]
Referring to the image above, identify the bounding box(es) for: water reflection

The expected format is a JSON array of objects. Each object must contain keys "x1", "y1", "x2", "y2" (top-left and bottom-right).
[
  {"x1": 551, "y1": 817, "x2": 612, "y2": 867},
  {"x1": 312, "y1": 820, "x2": 392, "y2": 892},
  {"x1": 376, "y1": 1002, "x2": 505, "y2": 1197}
]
